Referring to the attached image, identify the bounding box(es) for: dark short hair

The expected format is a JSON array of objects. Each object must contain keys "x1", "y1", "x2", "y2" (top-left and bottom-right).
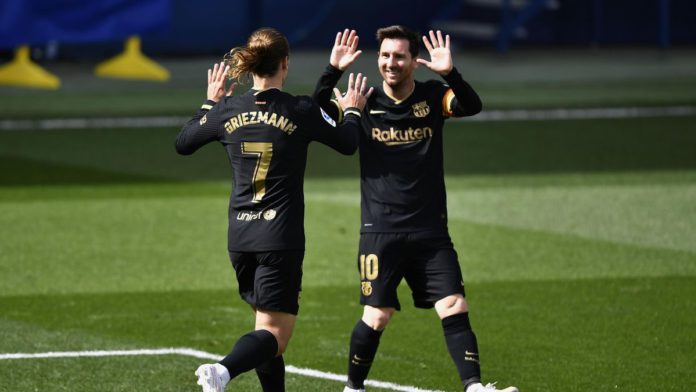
[{"x1": 376, "y1": 25, "x2": 419, "y2": 58}]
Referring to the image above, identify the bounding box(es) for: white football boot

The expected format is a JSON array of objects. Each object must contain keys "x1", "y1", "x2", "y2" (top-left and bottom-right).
[
  {"x1": 343, "y1": 386, "x2": 366, "y2": 392},
  {"x1": 195, "y1": 364, "x2": 226, "y2": 392},
  {"x1": 467, "y1": 382, "x2": 519, "y2": 392}
]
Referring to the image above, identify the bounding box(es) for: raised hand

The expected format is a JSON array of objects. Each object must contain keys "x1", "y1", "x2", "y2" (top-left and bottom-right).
[
  {"x1": 333, "y1": 73, "x2": 374, "y2": 112},
  {"x1": 330, "y1": 29, "x2": 362, "y2": 71},
  {"x1": 416, "y1": 30, "x2": 453, "y2": 76},
  {"x1": 207, "y1": 62, "x2": 236, "y2": 102}
]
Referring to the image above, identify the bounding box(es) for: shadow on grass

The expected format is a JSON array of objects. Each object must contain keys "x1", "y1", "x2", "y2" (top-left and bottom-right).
[
  {"x1": 1, "y1": 116, "x2": 695, "y2": 186},
  {"x1": 0, "y1": 155, "x2": 165, "y2": 186}
]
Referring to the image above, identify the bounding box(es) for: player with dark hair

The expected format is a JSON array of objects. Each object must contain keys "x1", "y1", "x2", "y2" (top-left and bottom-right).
[
  {"x1": 176, "y1": 27, "x2": 372, "y2": 392},
  {"x1": 313, "y1": 27, "x2": 518, "y2": 392}
]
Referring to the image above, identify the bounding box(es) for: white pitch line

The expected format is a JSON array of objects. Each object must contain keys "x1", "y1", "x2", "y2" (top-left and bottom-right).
[
  {"x1": 285, "y1": 365, "x2": 445, "y2": 392},
  {"x1": 0, "y1": 348, "x2": 444, "y2": 392},
  {"x1": 1, "y1": 105, "x2": 695, "y2": 131},
  {"x1": 0, "y1": 348, "x2": 216, "y2": 360}
]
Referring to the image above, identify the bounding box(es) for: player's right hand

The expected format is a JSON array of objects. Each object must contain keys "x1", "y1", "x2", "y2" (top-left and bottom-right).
[
  {"x1": 207, "y1": 62, "x2": 236, "y2": 102},
  {"x1": 330, "y1": 29, "x2": 362, "y2": 71}
]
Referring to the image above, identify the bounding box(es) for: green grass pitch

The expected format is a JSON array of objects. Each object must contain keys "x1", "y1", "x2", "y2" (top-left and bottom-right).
[
  {"x1": 1, "y1": 115, "x2": 695, "y2": 391},
  {"x1": 2, "y1": 49, "x2": 696, "y2": 391}
]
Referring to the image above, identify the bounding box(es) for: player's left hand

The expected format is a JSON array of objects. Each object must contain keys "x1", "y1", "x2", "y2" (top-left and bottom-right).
[
  {"x1": 416, "y1": 30, "x2": 453, "y2": 76},
  {"x1": 334, "y1": 72, "x2": 373, "y2": 111},
  {"x1": 207, "y1": 62, "x2": 236, "y2": 102}
]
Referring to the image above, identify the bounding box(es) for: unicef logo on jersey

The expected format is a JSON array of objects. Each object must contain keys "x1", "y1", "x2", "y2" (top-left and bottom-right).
[
  {"x1": 411, "y1": 101, "x2": 430, "y2": 118},
  {"x1": 236, "y1": 209, "x2": 277, "y2": 222},
  {"x1": 263, "y1": 209, "x2": 277, "y2": 220}
]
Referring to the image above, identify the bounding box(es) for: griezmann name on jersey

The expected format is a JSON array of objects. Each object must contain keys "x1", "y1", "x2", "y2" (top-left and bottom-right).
[{"x1": 176, "y1": 88, "x2": 360, "y2": 252}]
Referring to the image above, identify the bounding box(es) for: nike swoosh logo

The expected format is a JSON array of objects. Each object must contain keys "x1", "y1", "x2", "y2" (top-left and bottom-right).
[{"x1": 351, "y1": 354, "x2": 372, "y2": 366}]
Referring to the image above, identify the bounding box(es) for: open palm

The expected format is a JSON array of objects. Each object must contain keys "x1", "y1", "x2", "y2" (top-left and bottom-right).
[
  {"x1": 416, "y1": 30, "x2": 453, "y2": 75},
  {"x1": 207, "y1": 61, "x2": 236, "y2": 102},
  {"x1": 330, "y1": 29, "x2": 362, "y2": 71}
]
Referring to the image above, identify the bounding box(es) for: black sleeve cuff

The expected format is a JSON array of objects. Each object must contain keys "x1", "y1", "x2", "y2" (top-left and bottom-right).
[
  {"x1": 201, "y1": 100, "x2": 217, "y2": 110},
  {"x1": 442, "y1": 67, "x2": 463, "y2": 84},
  {"x1": 343, "y1": 107, "x2": 362, "y2": 118},
  {"x1": 326, "y1": 64, "x2": 345, "y2": 76}
]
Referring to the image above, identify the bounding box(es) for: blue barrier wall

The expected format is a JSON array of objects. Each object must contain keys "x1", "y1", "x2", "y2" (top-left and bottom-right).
[
  {"x1": 0, "y1": 0, "x2": 169, "y2": 48},
  {"x1": 507, "y1": 0, "x2": 696, "y2": 46},
  {"x1": 146, "y1": 0, "x2": 696, "y2": 54},
  {"x1": 143, "y1": 0, "x2": 451, "y2": 55},
  {"x1": 2, "y1": 0, "x2": 695, "y2": 56}
]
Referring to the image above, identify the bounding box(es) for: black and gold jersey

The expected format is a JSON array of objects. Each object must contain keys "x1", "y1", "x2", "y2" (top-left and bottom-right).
[
  {"x1": 176, "y1": 88, "x2": 360, "y2": 252},
  {"x1": 314, "y1": 65, "x2": 481, "y2": 234}
]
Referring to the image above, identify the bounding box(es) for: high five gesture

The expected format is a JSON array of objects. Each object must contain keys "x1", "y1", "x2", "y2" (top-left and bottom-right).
[
  {"x1": 333, "y1": 72, "x2": 374, "y2": 111},
  {"x1": 416, "y1": 30, "x2": 453, "y2": 76},
  {"x1": 207, "y1": 61, "x2": 236, "y2": 102},
  {"x1": 330, "y1": 29, "x2": 362, "y2": 71}
]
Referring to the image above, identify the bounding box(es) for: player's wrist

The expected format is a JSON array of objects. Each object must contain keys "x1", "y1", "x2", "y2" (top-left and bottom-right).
[
  {"x1": 441, "y1": 67, "x2": 460, "y2": 81},
  {"x1": 201, "y1": 99, "x2": 217, "y2": 110},
  {"x1": 327, "y1": 63, "x2": 344, "y2": 74},
  {"x1": 343, "y1": 107, "x2": 362, "y2": 117}
]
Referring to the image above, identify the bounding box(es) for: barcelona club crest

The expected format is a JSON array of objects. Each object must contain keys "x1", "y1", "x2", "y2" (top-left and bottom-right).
[{"x1": 412, "y1": 101, "x2": 430, "y2": 118}]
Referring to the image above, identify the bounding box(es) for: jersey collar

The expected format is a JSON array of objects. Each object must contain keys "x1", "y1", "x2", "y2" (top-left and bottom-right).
[
  {"x1": 252, "y1": 87, "x2": 281, "y2": 95},
  {"x1": 381, "y1": 80, "x2": 416, "y2": 104}
]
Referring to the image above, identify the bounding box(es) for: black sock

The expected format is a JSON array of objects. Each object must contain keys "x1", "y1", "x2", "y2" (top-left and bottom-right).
[
  {"x1": 219, "y1": 329, "x2": 278, "y2": 380},
  {"x1": 256, "y1": 355, "x2": 285, "y2": 392},
  {"x1": 347, "y1": 320, "x2": 383, "y2": 389},
  {"x1": 442, "y1": 313, "x2": 481, "y2": 389}
]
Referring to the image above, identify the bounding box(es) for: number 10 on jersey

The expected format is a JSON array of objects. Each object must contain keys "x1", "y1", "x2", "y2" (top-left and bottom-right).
[{"x1": 359, "y1": 254, "x2": 379, "y2": 280}]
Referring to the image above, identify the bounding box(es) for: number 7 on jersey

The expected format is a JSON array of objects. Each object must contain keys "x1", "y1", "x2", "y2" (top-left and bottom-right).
[{"x1": 241, "y1": 142, "x2": 273, "y2": 203}]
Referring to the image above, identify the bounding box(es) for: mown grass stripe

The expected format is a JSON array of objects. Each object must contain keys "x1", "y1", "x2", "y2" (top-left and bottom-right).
[
  {"x1": 0, "y1": 117, "x2": 190, "y2": 131},
  {"x1": 2, "y1": 106, "x2": 695, "y2": 130},
  {"x1": 461, "y1": 106, "x2": 696, "y2": 121}
]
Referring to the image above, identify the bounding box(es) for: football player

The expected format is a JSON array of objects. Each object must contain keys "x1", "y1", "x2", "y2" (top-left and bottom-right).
[
  {"x1": 176, "y1": 27, "x2": 372, "y2": 392},
  {"x1": 313, "y1": 27, "x2": 518, "y2": 392}
]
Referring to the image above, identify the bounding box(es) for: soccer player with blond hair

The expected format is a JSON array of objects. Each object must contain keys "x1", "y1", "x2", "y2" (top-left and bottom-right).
[{"x1": 177, "y1": 27, "x2": 372, "y2": 392}]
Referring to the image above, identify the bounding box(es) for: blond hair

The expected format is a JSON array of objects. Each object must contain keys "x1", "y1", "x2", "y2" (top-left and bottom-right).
[{"x1": 224, "y1": 27, "x2": 289, "y2": 82}]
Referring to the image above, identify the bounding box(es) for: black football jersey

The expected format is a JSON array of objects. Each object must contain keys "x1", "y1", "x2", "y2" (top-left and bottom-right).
[
  {"x1": 358, "y1": 81, "x2": 451, "y2": 233},
  {"x1": 176, "y1": 88, "x2": 360, "y2": 251},
  {"x1": 313, "y1": 65, "x2": 481, "y2": 235}
]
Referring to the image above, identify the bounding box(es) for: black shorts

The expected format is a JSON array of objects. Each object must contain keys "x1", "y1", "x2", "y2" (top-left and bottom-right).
[
  {"x1": 357, "y1": 232, "x2": 465, "y2": 310},
  {"x1": 229, "y1": 250, "x2": 304, "y2": 315}
]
